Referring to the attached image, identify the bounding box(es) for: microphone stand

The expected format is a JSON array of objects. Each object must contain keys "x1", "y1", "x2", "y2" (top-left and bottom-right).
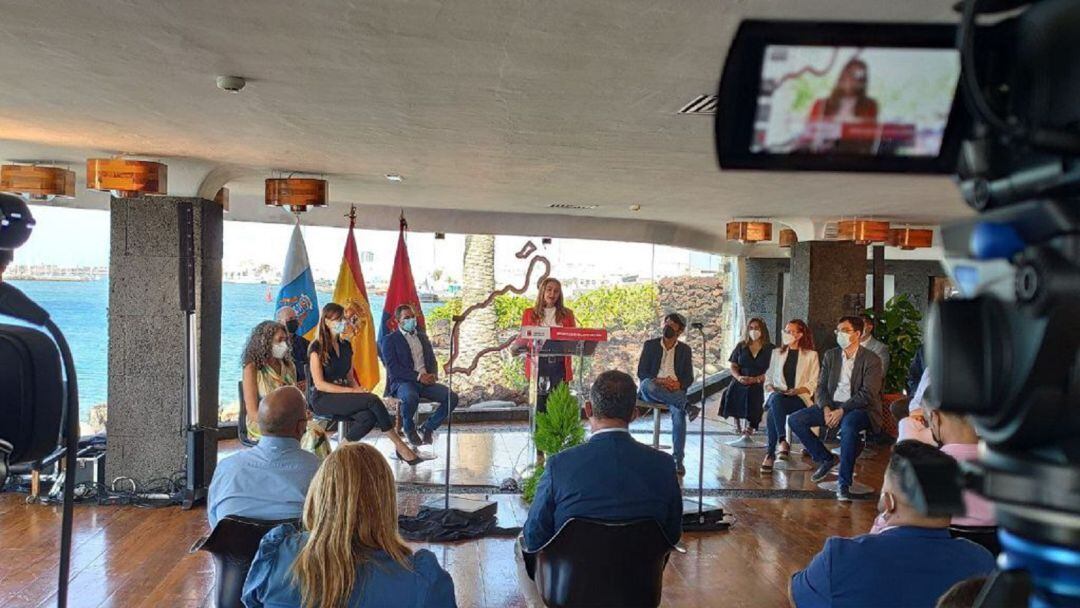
[
  {"x1": 420, "y1": 314, "x2": 497, "y2": 521},
  {"x1": 681, "y1": 322, "x2": 734, "y2": 532}
]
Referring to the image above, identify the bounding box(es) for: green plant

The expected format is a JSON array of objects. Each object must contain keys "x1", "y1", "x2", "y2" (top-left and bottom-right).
[
  {"x1": 522, "y1": 382, "x2": 586, "y2": 502},
  {"x1": 494, "y1": 294, "x2": 532, "y2": 330},
  {"x1": 428, "y1": 297, "x2": 462, "y2": 324},
  {"x1": 866, "y1": 294, "x2": 923, "y2": 394},
  {"x1": 567, "y1": 283, "x2": 659, "y2": 331}
]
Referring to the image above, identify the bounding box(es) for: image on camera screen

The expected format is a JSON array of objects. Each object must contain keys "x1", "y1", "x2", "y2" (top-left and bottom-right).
[{"x1": 751, "y1": 46, "x2": 959, "y2": 157}]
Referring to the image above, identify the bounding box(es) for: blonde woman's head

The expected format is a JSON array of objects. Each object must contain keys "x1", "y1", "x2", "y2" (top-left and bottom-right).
[{"x1": 292, "y1": 443, "x2": 411, "y2": 608}]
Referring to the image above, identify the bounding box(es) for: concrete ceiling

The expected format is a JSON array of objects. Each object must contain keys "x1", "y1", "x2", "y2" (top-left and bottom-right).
[{"x1": 0, "y1": 0, "x2": 970, "y2": 254}]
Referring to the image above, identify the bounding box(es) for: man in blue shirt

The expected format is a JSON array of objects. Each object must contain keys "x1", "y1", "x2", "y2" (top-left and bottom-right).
[
  {"x1": 790, "y1": 440, "x2": 996, "y2": 608},
  {"x1": 207, "y1": 386, "x2": 320, "y2": 528},
  {"x1": 523, "y1": 370, "x2": 683, "y2": 552}
]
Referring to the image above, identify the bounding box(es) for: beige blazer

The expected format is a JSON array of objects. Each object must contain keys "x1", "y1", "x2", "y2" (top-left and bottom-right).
[{"x1": 764, "y1": 348, "x2": 820, "y2": 407}]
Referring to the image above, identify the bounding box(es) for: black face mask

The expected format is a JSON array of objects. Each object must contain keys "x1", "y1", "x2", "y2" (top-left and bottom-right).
[
  {"x1": 285, "y1": 319, "x2": 300, "y2": 334},
  {"x1": 663, "y1": 326, "x2": 677, "y2": 340}
]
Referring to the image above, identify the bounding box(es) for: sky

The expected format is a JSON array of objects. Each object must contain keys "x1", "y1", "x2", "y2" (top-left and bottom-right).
[{"x1": 12, "y1": 205, "x2": 723, "y2": 286}]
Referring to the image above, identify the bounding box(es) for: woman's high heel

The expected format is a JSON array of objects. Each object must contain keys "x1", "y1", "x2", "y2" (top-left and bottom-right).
[{"x1": 395, "y1": 446, "x2": 423, "y2": 466}]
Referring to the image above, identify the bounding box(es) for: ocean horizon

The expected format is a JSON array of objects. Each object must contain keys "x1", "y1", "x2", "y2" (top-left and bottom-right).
[{"x1": 5, "y1": 279, "x2": 436, "y2": 421}]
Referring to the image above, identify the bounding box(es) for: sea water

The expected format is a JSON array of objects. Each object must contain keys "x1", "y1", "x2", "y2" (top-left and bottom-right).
[{"x1": 4, "y1": 280, "x2": 435, "y2": 421}]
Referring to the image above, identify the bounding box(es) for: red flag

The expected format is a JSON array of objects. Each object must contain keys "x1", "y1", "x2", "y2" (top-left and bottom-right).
[{"x1": 379, "y1": 214, "x2": 425, "y2": 342}]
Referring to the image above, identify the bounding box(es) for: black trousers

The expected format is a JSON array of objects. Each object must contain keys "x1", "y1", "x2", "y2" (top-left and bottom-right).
[
  {"x1": 311, "y1": 392, "x2": 392, "y2": 441},
  {"x1": 537, "y1": 355, "x2": 567, "y2": 414}
]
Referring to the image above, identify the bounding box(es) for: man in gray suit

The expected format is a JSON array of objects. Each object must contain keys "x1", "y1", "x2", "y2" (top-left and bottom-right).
[{"x1": 788, "y1": 316, "x2": 884, "y2": 501}]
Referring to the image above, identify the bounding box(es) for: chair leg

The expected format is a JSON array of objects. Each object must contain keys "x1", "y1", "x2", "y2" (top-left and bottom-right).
[
  {"x1": 30, "y1": 469, "x2": 40, "y2": 501},
  {"x1": 652, "y1": 409, "x2": 661, "y2": 449}
]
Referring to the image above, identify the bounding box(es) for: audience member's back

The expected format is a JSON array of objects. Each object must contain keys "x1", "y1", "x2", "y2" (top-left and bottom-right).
[
  {"x1": 799, "y1": 529, "x2": 995, "y2": 608},
  {"x1": 523, "y1": 370, "x2": 682, "y2": 551},
  {"x1": 791, "y1": 441, "x2": 996, "y2": 608},
  {"x1": 545, "y1": 430, "x2": 679, "y2": 536}
]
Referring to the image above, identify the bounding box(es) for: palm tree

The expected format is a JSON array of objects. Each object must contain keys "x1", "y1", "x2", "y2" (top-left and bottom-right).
[{"x1": 458, "y1": 234, "x2": 500, "y2": 389}]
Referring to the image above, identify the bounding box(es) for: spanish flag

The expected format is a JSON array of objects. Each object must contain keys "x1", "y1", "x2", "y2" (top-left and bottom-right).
[{"x1": 332, "y1": 208, "x2": 380, "y2": 390}]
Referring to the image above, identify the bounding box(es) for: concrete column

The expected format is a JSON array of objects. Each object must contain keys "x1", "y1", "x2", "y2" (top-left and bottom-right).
[
  {"x1": 107, "y1": 196, "x2": 222, "y2": 484},
  {"x1": 784, "y1": 241, "x2": 867, "y2": 352},
  {"x1": 742, "y1": 258, "x2": 791, "y2": 340}
]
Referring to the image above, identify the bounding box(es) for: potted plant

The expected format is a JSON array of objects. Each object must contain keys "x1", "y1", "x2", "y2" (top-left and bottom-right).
[
  {"x1": 866, "y1": 294, "x2": 923, "y2": 403},
  {"x1": 523, "y1": 382, "x2": 586, "y2": 503}
]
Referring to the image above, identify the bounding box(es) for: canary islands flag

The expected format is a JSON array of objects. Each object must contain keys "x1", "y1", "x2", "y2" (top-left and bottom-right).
[
  {"x1": 379, "y1": 215, "x2": 425, "y2": 344},
  {"x1": 333, "y1": 212, "x2": 381, "y2": 390},
  {"x1": 276, "y1": 222, "x2": 319, "y2": 343}
]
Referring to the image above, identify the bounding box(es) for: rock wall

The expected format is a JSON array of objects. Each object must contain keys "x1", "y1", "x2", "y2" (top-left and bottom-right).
[{"x1": 657, "y1": 276, "x2": 730, "y2": 376}]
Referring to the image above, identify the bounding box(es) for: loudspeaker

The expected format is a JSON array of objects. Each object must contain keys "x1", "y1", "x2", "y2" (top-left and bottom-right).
[{"x1": 177, "y1": 202, "x2": 196, "y2": 313}]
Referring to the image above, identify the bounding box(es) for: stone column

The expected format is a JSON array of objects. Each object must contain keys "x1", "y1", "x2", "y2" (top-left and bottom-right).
[
  {"x1": 784, "y1": 241, "x2": 867, "y2": 352},
  {"x1": 107, "y1": 196, "x2": 222, "y2": 484},
  {"x1": 742, "y1": 258, "x2": 791, "y2": 340}
]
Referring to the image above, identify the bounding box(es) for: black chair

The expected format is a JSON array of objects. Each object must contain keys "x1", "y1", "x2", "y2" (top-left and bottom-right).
[
  {"x1": 236, "y1": 381, "x2": 258, "y2": 447},
  {"x1": 523, "y1": 518, "x2": 683, "y2": 608},
  {"x1": 191, "y1": 515, "x2": 300, "y2": 608},
  {"x1": 950, "y1": 525, "x2": 1002, "y2": 555}
]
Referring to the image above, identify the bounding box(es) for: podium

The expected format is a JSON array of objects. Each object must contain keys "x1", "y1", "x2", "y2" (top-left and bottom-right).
[{"x1": 518, "y1": 326, "x2": 608, "y2": 465}]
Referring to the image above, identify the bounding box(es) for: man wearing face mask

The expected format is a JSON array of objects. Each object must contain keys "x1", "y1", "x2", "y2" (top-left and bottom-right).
[
  {"x1": 380, "y1": 304, "x2": 459, "y2": 446},
  {"x1": 872, "y1": 394, "x2": 995, "y2": 534},
  {"x1": 637, "y1": 312, "x2": 698, "y2": 476},
  {"x1": 790, "y1": 440, "x2": 995, "y2": 608},
  {"x1": 787, "y1": 316, "x2": 883, "y2": 501},
  {"x1": 277, "y1": 307, "x2": 310, "y2": 391}
]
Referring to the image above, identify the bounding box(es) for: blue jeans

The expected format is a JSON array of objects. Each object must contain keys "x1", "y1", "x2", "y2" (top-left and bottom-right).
[
  {"x1": 638, "y1": 378, "x2": 689, "y2": 465},
  {"x1": 764, "y1": 393, "x2": 805, "y2": 458},
  {"x1": 392, "y1": 381, "x2": 459, "y2": 435},
  {"x1": 788, "y1": 406, "x2": 871, "y2": 489}
]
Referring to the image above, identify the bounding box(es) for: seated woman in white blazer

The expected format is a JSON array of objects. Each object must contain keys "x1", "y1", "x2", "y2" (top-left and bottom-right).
[{"x1": 760, "y1": 319, "x2": 820, "y2": 472}]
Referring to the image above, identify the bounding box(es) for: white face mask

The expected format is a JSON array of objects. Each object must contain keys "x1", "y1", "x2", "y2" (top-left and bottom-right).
[
  {"x1": 782, "y1": 332, "x2": 796, "y2": 346},
  {"x1": 271, "y1": 341, "x2": 289, "y2": 359},
  {"x1": 836, "y1": 330, "x2": 853, "y2": 349},
  {"x1": 329, "y1": 320, "x2": 346, "y2": 336},
  {"x1": 748, "y1": 329, "x2": 761, "y2": 341}
]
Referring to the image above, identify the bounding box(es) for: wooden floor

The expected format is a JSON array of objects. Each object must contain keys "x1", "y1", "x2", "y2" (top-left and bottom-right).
[{"x1": 0, "y1": 416, "x2": 887, "y2": 608}]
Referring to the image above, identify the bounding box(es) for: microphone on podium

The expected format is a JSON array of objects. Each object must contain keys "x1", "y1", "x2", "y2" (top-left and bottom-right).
[{"x1": 690, "y1": 322, "x2": 704, "y2": 331}]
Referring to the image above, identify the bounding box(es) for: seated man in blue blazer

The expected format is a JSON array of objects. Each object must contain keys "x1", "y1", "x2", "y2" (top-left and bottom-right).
[
  {"x1": 788, "y1": 315, "x2": 883, "y2": 501},
  {"x1": 379, "y1": 304, "x2": 459, "y2": 446},
  {"x1": 522, "y1": 369, "x2": 683, "y2": 555},
  {"x1": 790, "y1": 440, "x2": 995, "y2": 608},
  {"x1": 637, "y1": 312, "x2": 699, "y2": 476}
]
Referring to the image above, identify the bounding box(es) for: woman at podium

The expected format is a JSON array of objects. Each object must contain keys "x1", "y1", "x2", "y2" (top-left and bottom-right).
[{"x1": 520, "y1": 277, "x2": 577, "y2": 411}]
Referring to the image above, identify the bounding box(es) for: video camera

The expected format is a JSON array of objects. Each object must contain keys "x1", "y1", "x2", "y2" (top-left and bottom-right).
[
  {"x1": 715, "y1": 1, "x2": 1080, "y2": 606},
  {"x1": 0, "y1": 192, "x2": 81, "y2": 608}
]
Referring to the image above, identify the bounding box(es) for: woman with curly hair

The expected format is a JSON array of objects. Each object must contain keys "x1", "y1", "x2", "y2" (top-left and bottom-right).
[{"x1": 241, "y1": 321, "x2": 329, "y2": 457}]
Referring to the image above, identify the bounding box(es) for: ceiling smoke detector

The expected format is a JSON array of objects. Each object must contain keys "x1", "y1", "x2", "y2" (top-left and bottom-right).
[
  {"x1": 216, "y1": 76, "x2": 247, "y2": 93},
  {"x1": 548, "y1": 202, "x2": 599, "y2": 210}
]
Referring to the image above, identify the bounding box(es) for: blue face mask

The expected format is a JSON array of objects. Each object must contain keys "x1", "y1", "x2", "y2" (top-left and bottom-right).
[{"x1": 401, "y1": 318, "x2": 417, "y2": 333}]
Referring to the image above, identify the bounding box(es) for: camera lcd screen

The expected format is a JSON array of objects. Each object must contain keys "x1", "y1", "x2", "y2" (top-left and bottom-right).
[
  {"x1": 716, "y1": 21, "x2": 966, "y2": 174},
  {"x1": 752, "y1": 46, "x2": 960, "y2": 158}
]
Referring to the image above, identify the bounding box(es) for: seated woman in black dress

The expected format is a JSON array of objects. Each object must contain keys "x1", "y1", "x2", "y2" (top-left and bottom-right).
[
  {"x1": 308, "y1": 303, "x2": 421, "y2": 465},
  {"x1": 720, "y1": 317, "x2": 774, "y2": 436}
]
